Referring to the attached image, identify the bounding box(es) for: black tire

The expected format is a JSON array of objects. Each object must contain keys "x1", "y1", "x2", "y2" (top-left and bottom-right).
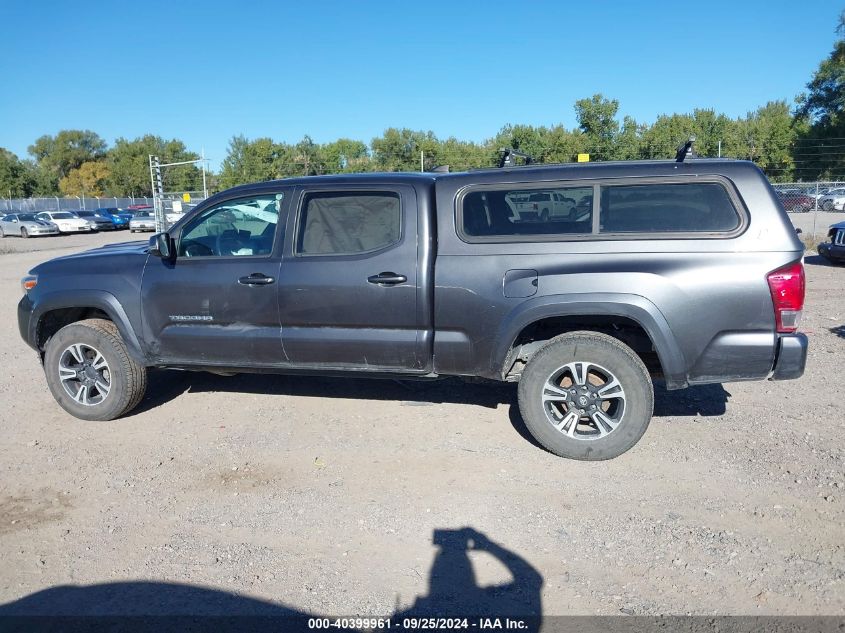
[
  {"x1": 517, "y1": 331, "x2": 653, "y2": 460},
  {"x1": 21, "y1": 227, "x2": 28, "y2": 238},
  {"x1": 0, "y1": 226, "x2": 4, "y2": 238},
  {"x1": 822, "y1": 200, "x2": 833, "y2": 211},
  {"x1": 540, "y1": 209, "x2": 550, "y2": 221},
  {"x1": 43, "y1": 318, "x2": 147, "y2": 421}
]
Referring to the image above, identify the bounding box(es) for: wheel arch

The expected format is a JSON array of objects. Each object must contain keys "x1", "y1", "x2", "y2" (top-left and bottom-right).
[
  {"x1": 31, "y1": 291, "x2": 146, "y2": 365},
  {"x1": 493, "y1": 293, "x2": 688, "y2": 389}
]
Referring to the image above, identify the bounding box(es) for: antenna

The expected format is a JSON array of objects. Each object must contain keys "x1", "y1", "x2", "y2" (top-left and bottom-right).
[{"x1": 675, "y1": 136, "x2": 696, "y2": 163}]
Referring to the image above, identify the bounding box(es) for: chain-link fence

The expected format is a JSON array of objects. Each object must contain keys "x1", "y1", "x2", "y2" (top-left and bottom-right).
[
  {"x1": 0, "y1": 196, "x2": 155, "y2": 213},
  {"x1": 771, "y1": 182, "x2": 845, "y2": 213},
  {"x1": 0, "y1": 194, "x2": 208, "y2": 225}
]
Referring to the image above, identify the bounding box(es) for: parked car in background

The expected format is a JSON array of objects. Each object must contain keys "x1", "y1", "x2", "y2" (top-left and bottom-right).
[
  {"x1": 510, "y1": 190, "x2": 577, "y2": 221},
  {"x1": 72, "y1": 210, "x2": 115, "y2": 231},
  {"x1": 776, "y1": 189, "x2": 815, "y2": 213},
  {"x1": 819, "y1": 188, "x2": 845, "y2": 211},
  {"x1": 818, "y1": 221, "x2": 845, "y2": 264},
  {"x1": 36, "y1": 211, "x2": 97, "y2": 233},
  {"x1": 127, "y1": 204, "x2": 153, "y2": 211},
  {"x1": 0, "y1": 213, "x2": 59, "y2": 238},
  {"x1": 95, "y1": 208, "x2": 131, "y2": 229},
  {"x1": 129, "y1": 211, "x2": 156, "y2": 233}
]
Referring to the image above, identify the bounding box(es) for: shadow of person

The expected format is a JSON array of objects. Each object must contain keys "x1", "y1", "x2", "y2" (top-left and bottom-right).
[
  {"x1": 399, "y1": 527, "x2": 543, "y2": 620},
  {"x1": 0, "y1": 528, "x2": 543, "y2": 632}
]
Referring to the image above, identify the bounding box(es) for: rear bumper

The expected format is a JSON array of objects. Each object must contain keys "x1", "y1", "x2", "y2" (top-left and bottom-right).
[
  {"x1": 769, "y1": 333, "x2": 808, "y2": 381},
  {"x1": 818, "y1": 242, "x2": 845, "y2": 261}
]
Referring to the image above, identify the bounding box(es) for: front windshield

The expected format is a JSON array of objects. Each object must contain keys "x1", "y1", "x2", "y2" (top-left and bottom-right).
[
  {"x1": 76, "y1": 212, "x2": 93, "y2": 217},
  {"x1": 51, "y1": 212, "x2": 75, "y2": 219},
  {"x1": 135, "y1": 211, "x2": 152, "y2": 218},
  {"x1": 19, "y1": 214, "x2": 37, "y2": 221}
]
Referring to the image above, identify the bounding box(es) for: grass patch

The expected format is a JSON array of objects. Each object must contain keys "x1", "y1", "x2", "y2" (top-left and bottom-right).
[{"x1": 800, "y1": 234, "x2": 822, "y2": 253}]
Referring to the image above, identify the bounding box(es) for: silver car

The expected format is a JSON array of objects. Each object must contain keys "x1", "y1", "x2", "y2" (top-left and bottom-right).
[
  {"x1": 0, "y1": 213, "x2": 60, "y2": 238},
  {"x1": 819, "y1": 187, "x2": 845, "y2": 211},
  {"x1": 129, "y1": 211, "x2": 156, "y2": 232}
]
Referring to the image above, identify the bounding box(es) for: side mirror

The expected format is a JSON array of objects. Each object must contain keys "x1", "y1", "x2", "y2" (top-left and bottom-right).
[
  {"x1": 795, "y1": 227, "x2": 803, "y2": 235},
  {"x1": 149, "y1": 233, "x2": 174, "y2": 261}
]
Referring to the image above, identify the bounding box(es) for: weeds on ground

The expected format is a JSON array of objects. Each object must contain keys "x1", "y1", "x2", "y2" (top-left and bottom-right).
[{"x1": 800, "y1": 234, "x2": 821, "y2": 252}]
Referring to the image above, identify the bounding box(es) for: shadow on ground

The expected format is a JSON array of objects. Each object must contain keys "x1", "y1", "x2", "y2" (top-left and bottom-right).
[
  {"x1": 830, "y1": 324, "x2": 845, "y2": 339},
  {"x1": 804, "y1": 254, "x2": 842, "y2": 267},
  {"x1": 135, "y1": 371, "x2": 730, "y2": 452},
  {"x1": 0, "y1": 528, "x2": 542, "y2": 631}
]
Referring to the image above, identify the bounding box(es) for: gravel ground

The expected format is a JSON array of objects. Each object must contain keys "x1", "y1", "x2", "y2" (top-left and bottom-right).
[{"x1": 0, "y1": 229, "x2": 842, "y2": 618}]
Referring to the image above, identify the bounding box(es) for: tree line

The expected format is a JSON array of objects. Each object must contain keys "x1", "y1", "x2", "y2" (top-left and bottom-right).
[{"x1": 2, "y1": 12, "x2": 842, "y2": 198}]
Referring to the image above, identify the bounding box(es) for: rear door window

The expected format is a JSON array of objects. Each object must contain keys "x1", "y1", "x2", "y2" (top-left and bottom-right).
[{"x1": 296, "y1": 191, "x2": 401, "y2": 256}]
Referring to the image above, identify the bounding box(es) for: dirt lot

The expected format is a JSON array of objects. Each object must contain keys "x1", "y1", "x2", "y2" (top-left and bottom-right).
[{"x1": 0, "y1": 227, "x2": 842, "y2": 618}]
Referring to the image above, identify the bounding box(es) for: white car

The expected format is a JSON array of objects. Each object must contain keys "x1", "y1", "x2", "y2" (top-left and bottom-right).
[
  {"x1": 819, "y1": 188, "x2": 845, "y2": 211},
  {"x1": 36, "y1": 211, "x2": 96, "y2": 233},
  {"x1": 129, "y1": 211, "x2": 156, "y2": 232}
]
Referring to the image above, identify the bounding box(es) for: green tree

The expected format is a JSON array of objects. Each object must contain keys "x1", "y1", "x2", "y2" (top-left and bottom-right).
[
  {"x1": 574, "y1": 94, "x2": 620, "y2": 159},
  {"x1": 320, "y1": 138, "x2": 371, "y2": 173},
  {"x1": 0, "y1": 148, "x2": 36, "y2": 197},
  {"x1": 28, "y1": 130, "x2": 107, "y2": 193},
  {"x1": 371, "y1": 128, "x2": 440, "y2": 172},
  {"x1": 218, "y1": 135, "x2": 280, "y2": 188},
  {"x1": 107, "y1": 135, "x2": 202, "y2": 197},
  {"x1": 794, "y1": 11, "x2": 845, "y2": 178},
  {"x1": 59, "y1": 161, "x2": 111, "y2": 197}
]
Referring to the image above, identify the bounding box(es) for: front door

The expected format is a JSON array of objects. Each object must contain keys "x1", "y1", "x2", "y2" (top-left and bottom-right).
[
  {"x1": 140, "y1": 190, "x2": 290, "y2": 366},
  {"x1": 278, "y1": 185, "x2": 428, "y2": 372}
]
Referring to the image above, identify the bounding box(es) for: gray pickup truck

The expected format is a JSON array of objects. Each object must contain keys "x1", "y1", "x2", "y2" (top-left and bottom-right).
[{"x1": 17, "y1": 159, "x2": 807, "y2": 459}]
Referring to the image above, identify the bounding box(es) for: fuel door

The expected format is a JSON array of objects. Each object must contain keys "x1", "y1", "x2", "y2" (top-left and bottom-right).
[{"x1": 503, "y1": 269, "x2": 538, "y2": 298}]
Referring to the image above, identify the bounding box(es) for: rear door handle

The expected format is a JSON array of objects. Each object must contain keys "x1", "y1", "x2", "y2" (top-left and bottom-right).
[
  {"x1": 367, "y1": 272, "x2": 407, "y2": 286},
  {"x1": 238, "y1": 273, "x2": 275, "y2": 286}
]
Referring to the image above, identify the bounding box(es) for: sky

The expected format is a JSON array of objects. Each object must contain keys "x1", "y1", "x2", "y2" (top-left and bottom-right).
[{"x1": 1, "y1": 0, "x2": 841, "y2": 170}]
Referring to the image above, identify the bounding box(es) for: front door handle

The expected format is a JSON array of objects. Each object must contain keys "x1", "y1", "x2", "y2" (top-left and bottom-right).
[
  {"x1": 367, "y1": 272, "x2": 407, "y2": 286},
  {"x1": 238, "y1": 273, "x2": 275, "y2": 286}
]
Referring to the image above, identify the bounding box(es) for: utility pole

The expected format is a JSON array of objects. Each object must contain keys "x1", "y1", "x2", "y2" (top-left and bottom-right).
[
  {"x1": 201, "y1": 147, "x2": 208, "y2": 199},
  {"x1": 718, "y1": 140, "x2": 721, "y2": 158},
  {"x1": 420, "y1": 150, "x2": 424, "y2": 173}
]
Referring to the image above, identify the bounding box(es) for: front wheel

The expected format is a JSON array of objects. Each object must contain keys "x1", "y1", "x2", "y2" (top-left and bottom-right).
[
  {"x1": 517, "y1": 331, "x2": 653, "y2": 460},
  {"x1": 43, "y1": 318, "x2": 147, "y2": 421},
  {"x1": 822, "y1": 200, "x2": 833, "y2": 211},
  {"x1": 21, "y1": 227, "x2": 28, "y2": 238}
]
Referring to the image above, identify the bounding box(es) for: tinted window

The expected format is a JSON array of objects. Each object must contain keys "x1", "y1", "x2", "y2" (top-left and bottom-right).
[
  {"x1": 178, "y1": 194, "x2": 282, "y2": 257},
  {"x1": 296, "y1": 192, "x2": 401, "y2": 255},
  {"x1": 600, "y1": 183, "x2": 739, "y2": 233},
  {"x1": 462, "y1": 186, "x2": 593, "y2": 238}
]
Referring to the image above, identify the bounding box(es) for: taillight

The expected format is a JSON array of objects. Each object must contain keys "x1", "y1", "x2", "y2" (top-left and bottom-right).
[{"x1": 767, "y1": 261, "x2": 805, "y2": 333}]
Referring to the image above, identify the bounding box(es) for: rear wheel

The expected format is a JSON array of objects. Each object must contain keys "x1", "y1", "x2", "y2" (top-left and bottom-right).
[
  {"x1": 43, "y1": 318, "x2": 147, "y2": 421},
  {"x1": 0, "y1": 226, "x2": 4, "y2": 238},
  {"x1": 517, "y1": 331, "x2": 653, "y2": 460}
]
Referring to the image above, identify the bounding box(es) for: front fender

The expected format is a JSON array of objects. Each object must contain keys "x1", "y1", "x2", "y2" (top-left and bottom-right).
[
  {"x1": 27, "y1": 290, "x2": 146, "y2": 364},
  {"x1": 491, "y1": 292, "x2": 688, "y2": 389}
]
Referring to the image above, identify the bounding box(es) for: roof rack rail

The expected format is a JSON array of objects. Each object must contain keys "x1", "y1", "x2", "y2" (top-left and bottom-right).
[
  {"x1": 498, "y1": 148, "x2": 535, "y2": 168},
  {"x1": 675, "y1": 136, "x2": 696, "y2": 163}
]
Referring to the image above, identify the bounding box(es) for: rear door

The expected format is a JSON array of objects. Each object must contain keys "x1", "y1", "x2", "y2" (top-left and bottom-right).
[{"x1": 278, "y1": 184, "x2": 429, "y2": 372}]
